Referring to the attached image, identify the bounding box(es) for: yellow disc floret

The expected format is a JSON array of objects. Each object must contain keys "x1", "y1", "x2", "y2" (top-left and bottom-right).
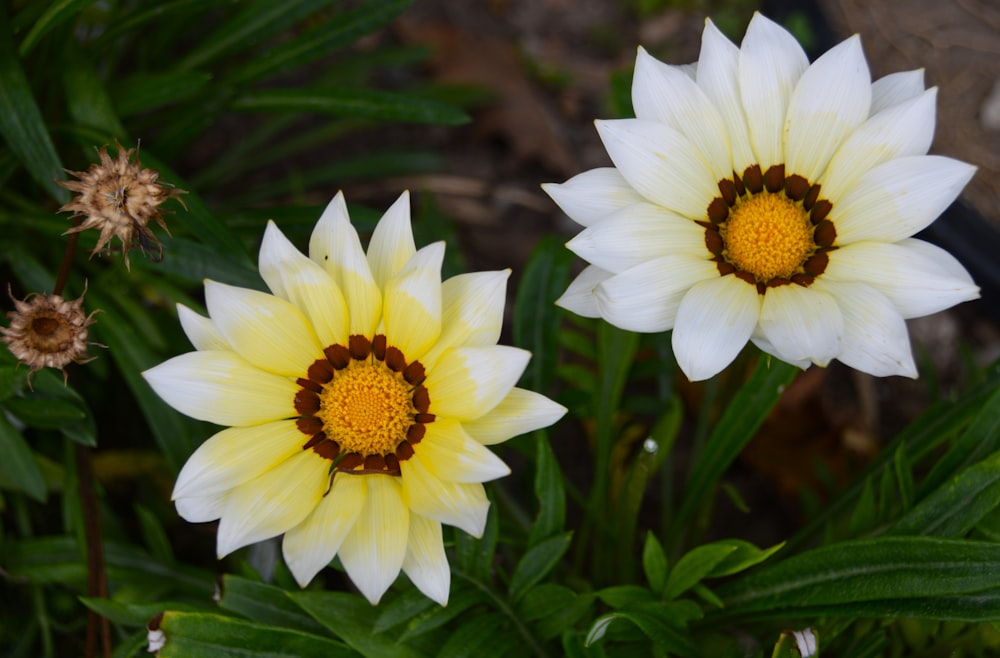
[
  {"x1": 722, "y1": 194, "x2": 813, "y2": 281},
  {"x1": 317, "y1": 362, "x2": 413, "y2": 456}
]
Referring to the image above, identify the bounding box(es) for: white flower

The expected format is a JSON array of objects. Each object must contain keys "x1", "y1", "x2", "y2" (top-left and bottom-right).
[
  {"x1": 544, "y1": 13, "x2": 979, "y2": 381},
  {"x1": 143, "y1": 192, "x2": 565, "y2": 605}
]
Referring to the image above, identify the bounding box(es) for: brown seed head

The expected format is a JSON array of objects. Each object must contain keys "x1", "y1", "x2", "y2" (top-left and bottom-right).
[
  {"x1": 58, "y1": 143, "x2": 185, "y2": 269},
  {"x1": 1, "y1": 287, "x2": 99, "y2": 385}
]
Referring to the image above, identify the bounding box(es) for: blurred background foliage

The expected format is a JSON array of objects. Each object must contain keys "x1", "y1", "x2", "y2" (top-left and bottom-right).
[{"x1": 2, "y1": 1, "x2": 1000, "y2": 657}]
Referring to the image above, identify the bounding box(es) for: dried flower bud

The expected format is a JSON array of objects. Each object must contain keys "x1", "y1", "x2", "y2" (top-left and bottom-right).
[
  {"x1": 1, "y1": 287, "x2": 99, "y2": 385},
  {"x1": 59, "y1": 143, "x2": 185, "y2": 269}
]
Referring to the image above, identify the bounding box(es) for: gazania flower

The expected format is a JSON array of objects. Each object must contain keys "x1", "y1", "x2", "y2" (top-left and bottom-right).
[
  {"x1": 544, "y1": 13, "x2": 979, "y2": 381},
  {"x1": 143, "y1": 192, "x2": 565, "y2": 605},
  {"x1": 2, "y1": 287, "x2": 97, "y2": 384}
]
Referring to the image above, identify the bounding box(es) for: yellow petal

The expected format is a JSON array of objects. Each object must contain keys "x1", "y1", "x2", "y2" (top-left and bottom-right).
[
  {"x1": 402, "y1": 514, "x2": 450, "y2": 606},
  {"x1": 424, "y1": 346, "x2": 530, "y2": 420},
  {"x1": 462, "y1": 388, "x2": 567, "y2": 445},
  {"x1": 417, "y1": 418, "x2": 510, "y2": 483},
  {"x1": 420, "y1": 270, "x2": 509, "y2": 369},
  {"x1": 383, "y1": 242, "x2": 444, "y2": 361},
  {"x1": 400, "y1": 452, "x2": 490, "y2": 537},
  {"x1": 176, "y1": 303, "x2": 229, "y2": 351},
  {"x1": 367, "y1": 191, "x2": 416, "y2": 290}
]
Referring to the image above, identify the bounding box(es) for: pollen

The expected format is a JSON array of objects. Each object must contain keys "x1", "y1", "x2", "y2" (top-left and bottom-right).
[
  {"x1": 317, "y1": 361, "x2": 413, "y2": 457},
  {"x1": 722, "y1": 194, "x2": 813, "y2": 282}
]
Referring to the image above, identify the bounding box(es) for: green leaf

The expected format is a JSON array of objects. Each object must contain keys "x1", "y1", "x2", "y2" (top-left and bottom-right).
[
  {"x1": 4, "y1": 396, "x2": 85, "y2": 429},
  {"x1": 585, "y1": 606, "x2": 698, "y2": 657},
  {"x1": 894, "y1": 445, "x2": 914, "y2": 513},
  {"x1": 217, "y1": 575, "x2": 327, "y2": 636},
  {"x1": 596, "y1": 585, "x2": 655, "y2": 608},
  {"x1": 395, "y1": 586, "x2": 485, "y2": 643},
  {"x1": 893, "y1": 449, "x2": 1000, "y2": 537},
  {"x1": 706, "y1": 539, "x2": 784, "y2": 578},
  {"x1": 514, "y1": 236, "x2": 574, "y2": 393},
  {"x1": 675, "y1": 358, "x2": 798, "y2": 529},
  {"x1": 516, "y1": 584, "x2": 578, "y2": 621},
  {"x1": 508, "y1": 532, "x2": 573, "y2": 603},
  {"x1": 112, "y1": 72, "x2": 214, "y2": 118},
  {"x1": 17, "y1": 0, "x2": 91, "y2": 56},
  {"x1": 0, "y1": 412, "x2": 46, "y2": 500},
  {"x1": 157, "y1": 611, "x2": 354, "y2": 657},
  {"x1": 291, "y1": 591, "x2": 425, "y2": 657},
  {"x1": 527, "y1": 433, "x2": 566, "y2": 546},
  {"x1": 140, "y1": 236, "x2": 263, "y2": 290},
  {"x1": 62, "y1": 41, "x2": 126, "y2": 136},
  {"x1": 231, "y1": 87, "x2": 469, "y2": 125},
  {"x1": 454, "y1": 502, "x2": 498, "y2": 583},
  {"x1": 134, "y1": 504, "x2": 175, "y2": 564},
  {"x1": 438, "y1": 613, "x2": 520, "y2": 658},
  {"x1": 716, "y1": 536, "x2": 1000, "y2": 620},
  {"x1": 79, "y1": 597, "x2": 208, "y2": 627},
  {"x1": 664, "y1": 542, "x2": 737, "y2": 600},
  {"x1": 642, "y1": 532, "x2": 668, "y2": 595},
  {"x1": 0, "y1": 7, "x2": 66, "y2": 202}
]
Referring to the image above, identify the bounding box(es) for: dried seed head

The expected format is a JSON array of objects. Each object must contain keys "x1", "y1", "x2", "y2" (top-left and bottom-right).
[
  {"x1": 1, "y1": 287, "x2": 99, "y2": 385},
  {"x1": 59, "y1": 143, "x2": 185, "y2": 269}
]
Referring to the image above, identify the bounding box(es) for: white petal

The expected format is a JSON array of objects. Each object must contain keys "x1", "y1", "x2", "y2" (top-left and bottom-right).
[
  {"x1": 421, "y1": 270, "x2": 508, "y2": 369},
  {"x1": 632, "y1": 46, "x2": 733, "y2": 181},
  {"x1": 542, "y1": 168, "x2": 646, "y2": 228},
  {"x1": 870, "y1": 69, "x2": 925, "y2": 115},
  {"x1": 784, "y1": 35, "x2": 871, "y2": 182},
  {"x1": 282, "y1": 473, "x2": 365, "y2": 587},
  {"x1": 426, "y1": 346, "x2": 530, "y2": 420},
  {"x1": 462, "y1": 388, "x2": 567, "y2": 446},
  {"x1": 833, "y1": 156, "x2": 977, "y2": 244},
  {"x1": 696, "y1": 18, "x2": 756, "y2": 173},
  {"x1": 750, "y1": 332, "x2": 811, "y2": 370},
  {"x1": 821, "y1": 88, "x2": 938, "y2": 204},
  {"x1": 897, "y1": 237, "x2": 976, "y2": 284},
  {"x1": 739, "y1": 12, "x2": 809, "y2": 169},
  {"x1": 143, "y1": 351, "x2": 298, "y2": 426},
  {"x1": 416, "y1": 418, "x2": 510, "y2": 483},
  {"x1": 594, "y1": 254, "x2": 719, "y2": 332},
  {"x1": 758, "y1": 284, "x2": 843, "y2": 366},
  {"x1": 308, "y1": 193, "x2": 381, "y2": 336},
  {"x1": 402, "y1": 514, "x2": 450, "y2": 606},
  {"x1": 595, "y1": 118, "x2": 718, "y2": 220},
  {"x1": 400, "y1": 452, "x2": 489, "y2": 537},
  {"x1": 555, "y1": 265, "x2": 613, "y2": 318},
  {"x1": 175, "y1": 491, "x2": 227, "y2": 523},
  {"x1": 259, "y1": 221, "x2": 349, "y2": 347},
  {"x1": 672, "y1": 275, "x2": 761, "y2": 381},
  {"x1": 814, "y1": 280, "x2": 917, "y2": 377},
  {"x1": 215, "y1": 450, "x2": 329, "y2": 557},
  {"x1": 824, "y1": 241, "x2": 980, "y2": 318},
  {"x1": 338, "y1": 475, "x2": 408, "y2": 605},
  {"x1": 383, "y1": 242, "x2": 443, "y2": 361},
  {"x1": 566, "y1": 202, "x2": 707, "y2": 274},
  {"x1": 205, "y1": 280, "x2": 322, "y2": 377},
  {"x1": 177, "y1": 303, "x2": 229, "y2": 351},
  {"x1": 367, "y1": 191, "x2": 416, "y2": 290},
  {"x1": 173, "y1": 420, "x2": 305, "y2": 499}
]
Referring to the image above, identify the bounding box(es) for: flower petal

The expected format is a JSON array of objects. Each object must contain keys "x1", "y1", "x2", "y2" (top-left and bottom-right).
[
  {"x1": 215, "y1": 450, "x2": 329, "y2": 557},
  {"x1": 758, "y1": 284, "x2": 844, "y2": 367},
  {"x1": 566, "y1": 202, "x2": 707, "y2": 274},
  {"x1": 426, "y1": 346, "x2": 530, "y2": 420},
  {"x1": 632, "y1": 46, "x2": 733, "y2": 181},
  {"x1": 595, "y1": 118, "x2": 718, "y2": 220},
  {"x1": 594, "y1": 254, "x2": 719, "y2": 332},
  {"x1": 542, "y1": 168, "x2": 646, "y2": 228},
  {"x1": 402, "y1": 514, "x2": 450, "y2": 606},
  {"x1": 462, "y1": 388, "x2": 567, "y2": 446},
  {"x1": 897, "y1": 237, "x2": 976, "y2": 284},
  {"x1": 143, "y1": 351, "x2": 298, "y2": 426},
  {"x1": 308, "y1": 193, "x2": 381, "y2": 336},
  {"x1": 783, "y1": 35, "x2": 871, "y2": 182},
  {"x1": 738, "y1": 12, "x2": 809, "y2": 169},
  {"x1": 815, "y1": 280, "x2": 917, "y2": 377},
  {"x1": 367, "y1": 191, "x2": 416, "y2": 290},
  {"x1": 416, "y1": 418, "x2": 510, "y2": 483},
  {"x1": 555, "y1": 265, "x2": 613, "y2": 318},
  {"x1": 824, "y1": 240, "x2": 980, "y2": 318},
  {"x1": 282, "y1": 473, "x2": 365, "y2": 587},
  {"x1": 870, "y1": 69, "x2": 925, "y2": 115},
  {"x1": 383, "y1": 242, "x2": 443, "y2": 361},
  {"x1": 832, "y1": 155, "x2": 977, "y2": 244},
  {"x1": 696, "y1": 18, "x2": 756, "y2": 172},
  {"x1": 338, "y1": 475, "x2": 408, "y2": 605},
  {"x1": 401, "y1": 451, "x2": 490, "y2": 537},
  {"x1": 177, "y1": 304, "x2": 229, "y2": 351},
  {"x1": 821, "y1": 88, "x2": 938, "y2": 204},
  {"x1": 205, "y1": 280, "x2": 322, "y2": 377},
  {"x1": 173, "y1": 420, "x2": 305, "y2": 499},
  {"x1": 672, "y1": 275, "x2": 761, "y2": 381},
  {"x1": 259, "y1": 221, "x2": 349, "y2": 347},
  {"x1": 175, "y1": 491, "x2": 227, "y2": 523},
  {"x1": 421, "y1": 270, "x2": 509, "y2": 369}
]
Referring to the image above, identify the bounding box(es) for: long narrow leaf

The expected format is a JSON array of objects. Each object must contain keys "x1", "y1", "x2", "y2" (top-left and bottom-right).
[{"x1": 231, "y1": 87, "x2": 469, "y2": 125}]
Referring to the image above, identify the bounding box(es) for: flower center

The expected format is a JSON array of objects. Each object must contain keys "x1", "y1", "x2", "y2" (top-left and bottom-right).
[
  {"x1": 702, "y1": 164, "x2": 837, "y2": 293},
  {"x1": 722, "y1": 194, "x2": 812, "y2": 281},
  {"x1": 293, "y1": 334, "x2": 434, "y2": 476}
]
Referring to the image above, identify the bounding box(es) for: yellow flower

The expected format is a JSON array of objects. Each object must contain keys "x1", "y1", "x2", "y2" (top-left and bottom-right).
[{"x1": 143, "y1": 192, "x2": 565, "y2": 605}]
